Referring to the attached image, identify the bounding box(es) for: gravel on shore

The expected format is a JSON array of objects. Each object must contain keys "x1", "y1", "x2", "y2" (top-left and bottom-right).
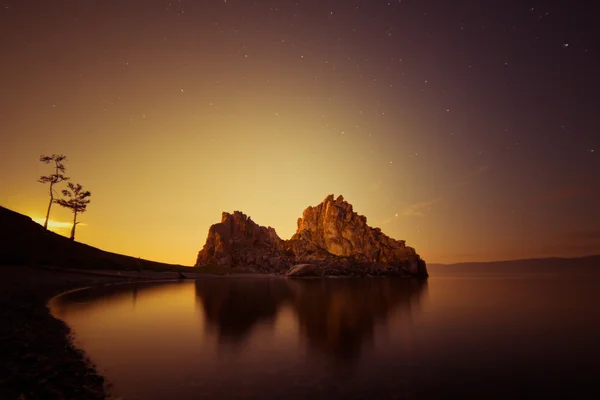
[
  {"x1": 0, "y1": 263, "x2": 285, "y2": 399},
  {"x1": 0, "y1": 265, "x2": 167, "y2": 400}
]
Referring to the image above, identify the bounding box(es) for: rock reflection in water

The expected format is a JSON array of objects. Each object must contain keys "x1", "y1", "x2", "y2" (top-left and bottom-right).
[
  {"x1": 194, "y1": 278, "x2": 426, "y2": 359},
  {"x1": 194, "y1": 278, "x2": 292, "y2": 343},
  {"x1": 289, "y1": 278, "x2": 426, "y2": 360}
]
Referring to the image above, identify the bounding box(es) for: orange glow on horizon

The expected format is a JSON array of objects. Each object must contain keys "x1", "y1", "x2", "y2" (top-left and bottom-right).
[{"x1": 31, "y1": 217, "x2": 85, "y2": 232}]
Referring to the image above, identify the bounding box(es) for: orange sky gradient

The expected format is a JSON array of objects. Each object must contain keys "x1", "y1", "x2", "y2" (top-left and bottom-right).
[
  {"x1": 2, "y1": 1, "x2": 599, "y2": 265},
  {"x1": 3, "y1": 149, "x2": 596, "y2": 266}
]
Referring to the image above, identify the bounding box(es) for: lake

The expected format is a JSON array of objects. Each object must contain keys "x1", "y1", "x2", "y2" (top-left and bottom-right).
[{"x1": 50, "y1": 264, "x2": 600, "y2": 399}]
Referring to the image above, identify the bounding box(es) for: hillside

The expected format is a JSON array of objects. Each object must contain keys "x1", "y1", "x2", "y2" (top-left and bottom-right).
[{"x1": 0, "y1": 206, "x2": 189, "y2": 271}]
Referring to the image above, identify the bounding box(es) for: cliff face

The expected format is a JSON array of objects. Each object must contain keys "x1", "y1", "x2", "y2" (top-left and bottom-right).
[
  {"x1": 195, "y1": 211, "x2": 290, "y2": 273},
  {"x1": 195, "y1": 195, "x2": 428, "y2": 277},
  {"x1": 290, "y1": 195, "x2": 417, "y2": 261}
]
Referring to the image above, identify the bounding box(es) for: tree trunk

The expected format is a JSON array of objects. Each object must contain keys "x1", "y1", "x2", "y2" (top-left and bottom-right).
[
  {"x1": 70, "y1": 209, "x2": 77, "y2": 240},
  {"x1": 44, "y1": 183, "x2": 54, "y2": 230}
]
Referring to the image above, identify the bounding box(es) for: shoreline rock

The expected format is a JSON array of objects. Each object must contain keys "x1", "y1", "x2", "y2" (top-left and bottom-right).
[{"x1": 287, "y1": 264, "x2": 320, "y2": 277}]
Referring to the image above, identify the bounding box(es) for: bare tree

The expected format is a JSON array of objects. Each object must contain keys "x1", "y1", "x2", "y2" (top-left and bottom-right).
[
  {"x1": 55, "y1": 182, "x2": 91, "y2": 240},
  {"x1": 38, "y1": 154, "x2": 69, "y2": 230}
]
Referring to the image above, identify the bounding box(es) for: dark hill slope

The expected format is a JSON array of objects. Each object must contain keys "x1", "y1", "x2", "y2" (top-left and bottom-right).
[{"x1": 0, "y1": 206, "x2": 187, "y2": 271}]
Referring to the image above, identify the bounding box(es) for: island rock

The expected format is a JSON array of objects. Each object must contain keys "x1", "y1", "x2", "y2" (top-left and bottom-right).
[{"x1": 195, "y1": 195, "x2": 428, "y2": 278}]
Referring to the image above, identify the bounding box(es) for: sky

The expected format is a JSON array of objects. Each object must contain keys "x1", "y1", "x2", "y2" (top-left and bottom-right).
[{"x1": 1, "y1": 0, "x2": 599, "y2": 265}]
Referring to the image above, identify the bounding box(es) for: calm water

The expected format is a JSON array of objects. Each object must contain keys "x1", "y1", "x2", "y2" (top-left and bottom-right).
[{"x1": 50, "y1": 265, "x2": 600, "y2": 399}]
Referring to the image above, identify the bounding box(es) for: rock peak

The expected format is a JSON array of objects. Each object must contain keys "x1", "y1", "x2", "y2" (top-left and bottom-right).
[{"x1": 322, "y1": 194, "x2": 345, "y2": 204}]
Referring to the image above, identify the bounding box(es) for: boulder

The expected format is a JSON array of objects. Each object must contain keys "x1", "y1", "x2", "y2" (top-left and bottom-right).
[{"x1": 287, "y1": 264, "x2": 320, "y2": 277}]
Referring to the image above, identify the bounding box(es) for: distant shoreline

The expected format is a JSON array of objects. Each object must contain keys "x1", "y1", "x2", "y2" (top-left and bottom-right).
[{"x1": 427, "y1": 254, "x2": 600, "y2": 267}]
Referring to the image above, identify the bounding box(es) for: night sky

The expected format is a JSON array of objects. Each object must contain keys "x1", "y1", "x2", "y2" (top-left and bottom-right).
[{"x1": 2, "y1": 0, "x2": 599, "y2": 265}]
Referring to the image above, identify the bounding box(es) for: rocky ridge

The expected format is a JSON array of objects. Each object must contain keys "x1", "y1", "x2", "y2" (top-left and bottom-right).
[{"x1": 195, "y1": 195, "x2": 428, "y2": 278}]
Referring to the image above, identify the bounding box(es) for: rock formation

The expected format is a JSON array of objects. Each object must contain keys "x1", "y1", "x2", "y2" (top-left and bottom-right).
[
  {"x1": 195, "y1": 195, "x2": 428, "y2": 278},
  {"x1": 195, "y1": 211, "x2": 289, "y2": 273}
]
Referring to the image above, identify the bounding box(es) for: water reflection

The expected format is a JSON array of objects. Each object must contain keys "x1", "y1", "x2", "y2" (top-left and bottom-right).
[
  {"x1": 193, "y1": 278, "x2": 426, "y2": 360},
  {"x1": 291, "y1": 279, "x2": 425, "y2": 361},
  {"x1": 51, "y1": 278, "x2": 426, "y2": 399},
  {"x1": 51, "y1": 269, "x2": 600, "y2": 400},
  {"x1": 51, "y1": 281, "x2": 176, "y2": 318},
  {"x1": 194, "y1": 279, "x2": 292, "y2": 343}
]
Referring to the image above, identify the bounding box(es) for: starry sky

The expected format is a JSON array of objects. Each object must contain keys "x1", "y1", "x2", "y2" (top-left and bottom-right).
[{"x1": 1, "y1": 0, "x2": 599, "y2": 265}]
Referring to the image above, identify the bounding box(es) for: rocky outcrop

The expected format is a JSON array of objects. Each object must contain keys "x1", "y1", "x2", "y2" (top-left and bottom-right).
[
  {"x1": 290, "y1": 195, "x2": 421, "y2": 263},
  {"x1": 195, "y1": 195, "x2": 428, "y2": 278},
  {"x1": 195, "y1": 211, "x2": 290, "y2": 273}
]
